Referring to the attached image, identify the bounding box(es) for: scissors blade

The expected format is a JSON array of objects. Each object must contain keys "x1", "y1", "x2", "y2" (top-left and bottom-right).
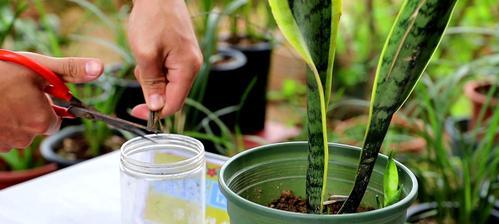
[{"x1": 68, "y1": 106, "x2": 158, "y2": 137}]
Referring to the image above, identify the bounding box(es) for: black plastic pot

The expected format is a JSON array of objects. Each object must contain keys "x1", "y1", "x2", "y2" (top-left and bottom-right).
[
  {"x1": 200, "y1": 47, "x2": 247, "y2": 130},
  {"x1": 40, "y1": 126, "x2": 86, "y2": 168},
  {"x1": 445, "y1": 117, "x2": 475, "y2": 157},
  {"x1": 226, "y1": 38, "x2": 273, "y2": 133},
  {"x1": 104, "y1": 64, "x2": 146, "y2": 126},
  {"x1": 190, "y1": 48, "x2": 247, "y2": 154},
  {"x1": 406, "y1": 202, "x2": 498, "y2": 224}
]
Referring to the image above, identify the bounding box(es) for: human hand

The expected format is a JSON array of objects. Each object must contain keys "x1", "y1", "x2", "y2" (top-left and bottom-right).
[
  {"x1": 128, "y1": 0, "x2": 202, "y2": 119},
  {"x1": 0, "y1": 52, "x2": 103, "y2": 152}
]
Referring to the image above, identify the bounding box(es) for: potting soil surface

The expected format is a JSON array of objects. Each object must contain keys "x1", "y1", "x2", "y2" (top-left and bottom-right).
[{"x1": 269, "y1": 190, "x2": 374, "y2": 214}]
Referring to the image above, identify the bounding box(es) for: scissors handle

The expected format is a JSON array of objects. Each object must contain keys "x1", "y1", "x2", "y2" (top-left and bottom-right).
[
  {"x1": 0, "y1": 49, "x2": 77, "y2": 118},
  {"x1": 0, "y1": 49, "x2": 73, "y2": 101},
  {"x1": 52, "y1": 105, "x2": 76, "y2": 119}
]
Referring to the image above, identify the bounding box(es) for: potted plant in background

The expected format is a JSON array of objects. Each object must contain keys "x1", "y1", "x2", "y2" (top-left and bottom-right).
[
  {"x1": 41, "y1": 81, "x2": 126, "y2": 167},
  {"x1": 184, "y1": 0, "x2": 252, "y2": 154},
  {"x1": 191, "y1": 0, "x2": 303, "y2": 153},
  {"x1": 439, "y1": 54, "x2": 499, "y2": 156},
  {"x1": 464, "y1": 78, "x2": 498, "y2": 129},
  {"x1": 0, "y1": 137, "x2": 57, "y2": 189},
  {"x1": 67, "y1": 0, "x2": 140, "y2": 124},
  {"x1": 220, "y1": 0, "x2": 276, "y2": 133},
  {"x1": 333, "y1": 114, "x2": 426, "y2": 156},
  {"x1": 406, "y1": 78, "x2": 498, "y2": 224},
  {"x1": 219, "y1": 0, "x2": 457, "y2": 223},
  {"x1": 187, "y1": 0, "x2": 249, "y2": 132}
]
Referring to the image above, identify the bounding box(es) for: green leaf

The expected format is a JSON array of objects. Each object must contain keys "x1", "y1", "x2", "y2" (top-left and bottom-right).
[
  {"x1": 383, "y1": 153, "x2": 400, "y2": 207},
  {"x1": 340, "y1": 0, "x2": 458, "y2": 213},
  {"x1": 268, "y1": 0, "x2": 341, "y2": 213},
  {"x1": 0, "y1": 0, "x2": 27, "y2": 47}
]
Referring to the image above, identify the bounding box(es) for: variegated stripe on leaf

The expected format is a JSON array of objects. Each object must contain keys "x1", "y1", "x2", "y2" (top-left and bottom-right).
[
  {"x1": 339, "y1": 0, "x2": 458, "y2": 213},
  {"x1": 268, "y1": 0, "x2": 341, "y2": 213}
]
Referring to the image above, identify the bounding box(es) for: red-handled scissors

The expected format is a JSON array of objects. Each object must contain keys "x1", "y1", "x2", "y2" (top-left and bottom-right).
[{"x1": 0, "y1": 49, "x2": 157, "y2": 137}]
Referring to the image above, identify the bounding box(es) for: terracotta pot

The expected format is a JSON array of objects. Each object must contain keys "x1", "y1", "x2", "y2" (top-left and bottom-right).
[
  {"x1": 0, "y1": 163, "x2": 57, "y2": 189},
  {"x1": 334, "y1": 115, "x2": 426, "y2": 154},
  {"x1": 464, "y1": 81, "x2": 497, "y2": 129}
]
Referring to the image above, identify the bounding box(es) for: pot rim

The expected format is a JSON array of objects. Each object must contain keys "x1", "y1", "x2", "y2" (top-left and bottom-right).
[
  {"x1": 0, "y1": 163, "x2": 57, "y2": 178},
  {"x1": 464, "y1": 81, "x2": 497, "y2": 105},
  {"x1": 211, "y1": 47, "x2": 247, "y2": 71},
  {"x1": 219, "y1": 141, "x2": 418, "y2": 219},
  {"x1": 40, "y1": 125, "x2": 86, "y2": 166}
]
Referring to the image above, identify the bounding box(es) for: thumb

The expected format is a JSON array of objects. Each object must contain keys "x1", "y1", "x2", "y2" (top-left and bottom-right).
[
  {"x1": 19, "y1": 52, "x2": 104, "y2": 83},
  {"x1": 135, "y1": 65, "x2": 166, "y2": 112}
]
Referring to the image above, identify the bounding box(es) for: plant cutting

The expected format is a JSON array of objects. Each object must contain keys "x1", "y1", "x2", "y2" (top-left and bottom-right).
[
  {"x1": 219, "y1": 0, "x2": 457, "y2": 223},
  {"x1": 0, "y1": 137, "x2": 57, "y2": 189}
]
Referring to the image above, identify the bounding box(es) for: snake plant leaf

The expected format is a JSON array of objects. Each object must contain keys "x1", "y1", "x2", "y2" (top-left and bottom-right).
[
  {"x1": 383, "y1": 153, "x2": 400, "y2": 207},
  {"x1": 269, "y1": 0, "x2": 341, "y2": 213},
  {"x1": 339, "y1": 0, "x2": 458, "y2": 213}
]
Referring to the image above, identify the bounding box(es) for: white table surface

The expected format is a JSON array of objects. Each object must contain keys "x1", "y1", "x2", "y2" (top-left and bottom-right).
[{"x1": 0, "y1": 151, "x2": 228, "y2": 224}]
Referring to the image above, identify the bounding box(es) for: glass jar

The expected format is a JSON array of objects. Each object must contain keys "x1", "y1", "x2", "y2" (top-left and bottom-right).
[{"x1": 120, "y1": 134, "x2": 205, "y2": 224}]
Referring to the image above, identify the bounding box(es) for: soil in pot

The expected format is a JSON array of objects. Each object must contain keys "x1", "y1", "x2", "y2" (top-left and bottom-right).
[
  {"x1": 268, "y1": 190, "x2": 374, "y2": 214},
  {"x1": 56, "y1": 134, "x2": 125, "y2": 161},
  {"x1": 219, "y1": 143, "x2": 418, "y2": 224}
]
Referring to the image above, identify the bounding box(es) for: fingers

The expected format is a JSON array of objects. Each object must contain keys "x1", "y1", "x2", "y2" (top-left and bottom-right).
[
  {"x1": 160, "y1": 65, "x2": 198, "y2": 116},
  {"x1": 17, "y1": 86, "x2": 61, "y2": 135},
  {"x1": 131, "y1": 104, "x2": 149, "y2": 120},
  {"x1": 0, "y1": 53, "x2": 66, "y2": 151},
  {"x1": 132, "y1": 51, "x2": 167, "y2": 112},
  {"x1": 19, "y1": 52, "x2": 104, "y2": 83},
  {"x1": 0, "y1": 130, "x2": 34, "y2": 150},
  {"x1": 131, "y1": 58, "x2": 200, "y2": 119},
  {"x1": 159, "y1": 46, "x2": 202, "y2": 116}
]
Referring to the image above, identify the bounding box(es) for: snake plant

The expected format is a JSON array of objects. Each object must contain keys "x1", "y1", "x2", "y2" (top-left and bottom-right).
[
  {"x1": 270, "y1": 0, "x2": 458, "y2": 214},
  {"x1": 339, "y1": 0, "x2": 458, "y2": 213},
  {"x1": 269, "y1": 0, "x2": 341, "y2": 213}
]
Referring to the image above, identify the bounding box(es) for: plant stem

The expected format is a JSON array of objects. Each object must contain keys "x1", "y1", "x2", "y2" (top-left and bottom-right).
[{"x1": 338, "y1": 111, "x2": 392, "y2": 212}]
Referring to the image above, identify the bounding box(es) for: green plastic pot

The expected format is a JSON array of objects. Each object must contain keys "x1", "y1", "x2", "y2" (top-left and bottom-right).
[{"x1": 219, "y1": 142, "x2": 418, "y2": 224}]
